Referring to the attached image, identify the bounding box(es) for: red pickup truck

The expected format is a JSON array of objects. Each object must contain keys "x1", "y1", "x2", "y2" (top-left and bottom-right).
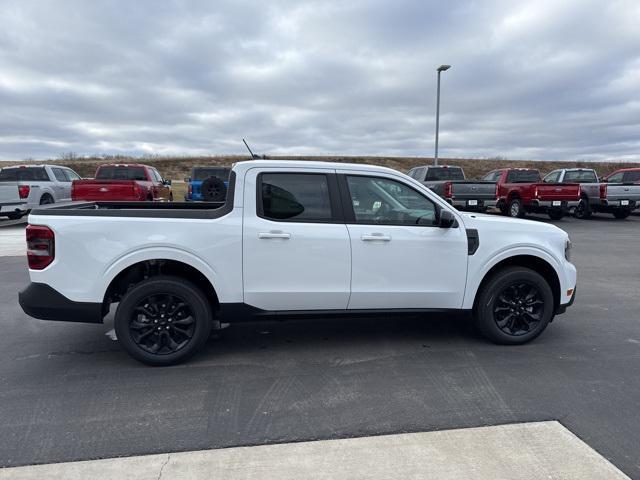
[
  {"x1": 483, "y1": 168, "x2": 581, "y2": 220},
  {"x1": 602, "y1": 167, "x2": 640, "y2": 184},
  {"x1": 72, "y1": 164, "x2": 173, "y2": 202}
]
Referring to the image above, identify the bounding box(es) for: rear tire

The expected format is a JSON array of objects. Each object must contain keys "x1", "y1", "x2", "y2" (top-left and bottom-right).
[
  {"x1": 474, "y1": 267, "x2": 554, "y2": 345},
  {"x1": 507, "y1": 198, "x2": 524, "y2": 218},
  {"x1": 612, "y1": 209, "x2": 630, "y2": 219},
  {"x1": 573, "y1": 198, "x2": 591, "y2": 219},
  {"x1": 39, "y1": 194, "x2": 54, "y2": 205},
  {"x1": 114, "y1": 275, "x2": 213, "y2": 366}
]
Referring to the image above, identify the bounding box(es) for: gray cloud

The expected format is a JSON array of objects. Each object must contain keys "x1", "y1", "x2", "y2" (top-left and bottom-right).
[{"x1": 0, "y1": 0, "x2": 638, "y2": 161}]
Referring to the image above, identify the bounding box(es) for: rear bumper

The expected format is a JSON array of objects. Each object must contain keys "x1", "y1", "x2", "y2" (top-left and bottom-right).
[
  {"x1": 447, "y1": 199, "x2": 497, "y2": 209},
  {"x1": 530, "y1": 200, "x2": 579, "y2": 209},
  {"x1": 19, "y1": 283, "x2": 104, "y2": 323},
  {"x1": 0, "y1": 201, "x2": 27, "y2": 214},
  {"x1": 598, "y1": 199, "x2": 638, "y2": 209}
]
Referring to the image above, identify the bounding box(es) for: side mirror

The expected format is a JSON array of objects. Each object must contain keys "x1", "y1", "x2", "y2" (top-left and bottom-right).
[
  {"x1": 438, "y1": 208, "x2": 456, "y2": 228},
  {"x1": 164, "y1": 179, "x2": 172, "y2": 186},
  {"x1": 184, "y1": 177, "x2": 191, "y2": 183},
  {"x1": 600, "y1": 177, "x2": 606, "y2": 183}
]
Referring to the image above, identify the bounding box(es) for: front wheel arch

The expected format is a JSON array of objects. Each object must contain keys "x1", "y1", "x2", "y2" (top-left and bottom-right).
[{"x1": 472, "y1": 255, "x2": 560, "y2": 315}]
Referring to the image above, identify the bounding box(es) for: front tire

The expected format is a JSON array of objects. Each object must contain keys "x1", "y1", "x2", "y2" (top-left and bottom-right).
[
  {"x1": 114, "y1": 275, "x2": 213, "y2": 366},
  {"x1": 474, "y1": 267, "x2": 554, "y2": 345}
]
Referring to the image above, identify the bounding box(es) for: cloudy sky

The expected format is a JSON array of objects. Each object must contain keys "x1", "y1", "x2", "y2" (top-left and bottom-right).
[{"x1": 0, "y1": 0, "x2": 639, "y2": 161}]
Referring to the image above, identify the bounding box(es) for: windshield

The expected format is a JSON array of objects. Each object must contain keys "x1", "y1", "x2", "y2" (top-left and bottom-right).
[
  {"x1": 0, "y1": 167, "x2": 49, "y2": 181},
  {"x1": 192, "y1": 168, "x2": 230, "y2": 181},
  {"x1": 425, "y1": 167, "x2": 465, "y2": 181},
  {"x1": 96, "y1": 166, "x2": 147, "y2": 181},
  {"x1": 563, "y1": 170, "x2": 598, "y2": 183}
]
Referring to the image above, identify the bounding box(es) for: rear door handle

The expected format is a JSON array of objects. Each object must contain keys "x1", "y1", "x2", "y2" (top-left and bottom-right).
[
  {"x1": 361, "y1": 234, "x2": 391, "y2": 241},
  {"x1": 258, "y1": 232, "x2": 291, "y2": 239}
]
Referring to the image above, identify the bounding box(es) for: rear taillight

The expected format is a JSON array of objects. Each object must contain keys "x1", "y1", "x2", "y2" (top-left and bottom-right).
[
  {"x1": 599, "y1": 184, "x2": 607, "y2": 199},
  {"x1": 18, "y1": 185, "x2": 30, "y2": 199},
  {"x1": 188, "y1": 183, "x2": 192, "y2": 196},
  {"x1": 26, "y1": 225, "x2": 55, "y2": 270},
  {"x1": 533, "y1": 186, "x2": 538, "y2": 198},
  {"x1": 443, "y1": 181, "x2": 453, "y2": 198},
  {"x1": 133, "y1": 183, "x2": 142, "y2": 199}
]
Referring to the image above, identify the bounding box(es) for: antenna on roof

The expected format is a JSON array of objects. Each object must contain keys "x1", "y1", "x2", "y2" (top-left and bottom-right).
[{"x1": 242, "y1": 139, "x2": 261, "y2": 159}]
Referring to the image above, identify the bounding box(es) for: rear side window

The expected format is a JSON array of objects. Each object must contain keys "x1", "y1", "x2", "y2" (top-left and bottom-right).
[
  {"x1": 425, "y1": 167, "x2": 464, "y2": 181},
  {"x1": 506, "y1": 170, "x2": 541, "y2": 183},
  {"x1": 260, "y1": 173, "x2": 333, "y2": 222},
  {"x1": 65, "y1": 169, "x2": 81, "y2": 181},
  {"x1": 0, "y1": 167, "x2": 49, "y2": 181},
  {"x1": 624, "y1": 171, "x2": 640, "y2": 183},
  {"x1": 52, "y1": 168, "x2": 69, "y2": 182},
  {"x1": 563, "y1": 170, "x2": 598, "y2": 183},
  {"x1": 96, "y1": 166, "x2": 148, "y2": 181}
]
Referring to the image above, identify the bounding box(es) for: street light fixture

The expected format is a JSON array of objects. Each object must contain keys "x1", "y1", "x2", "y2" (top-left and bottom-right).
[{"x1": 434, "y1": 64, "x2": 451, "y2": 166}]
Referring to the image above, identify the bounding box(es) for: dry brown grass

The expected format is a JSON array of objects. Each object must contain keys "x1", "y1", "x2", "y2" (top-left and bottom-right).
[{"x1": 11, "y1": 155, "x2": 640, "y2": 180}]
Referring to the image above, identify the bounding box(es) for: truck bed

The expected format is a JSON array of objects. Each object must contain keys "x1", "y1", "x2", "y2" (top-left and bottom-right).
[{"x1": 31, "y1": 200, "x2": 228, "y2": 219}]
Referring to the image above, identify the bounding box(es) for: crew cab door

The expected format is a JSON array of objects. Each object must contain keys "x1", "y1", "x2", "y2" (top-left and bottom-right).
[
  {"x1": 242, "y1": 168, "x2": 351, "y2": 311},
  {"x1": 339, "y1": 172, "x2": 468, "y2": 309}
]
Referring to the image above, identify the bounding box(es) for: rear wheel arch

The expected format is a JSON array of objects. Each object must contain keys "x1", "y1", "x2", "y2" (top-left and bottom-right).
[
  {"x1": 104, "y1": 259, "x2": 220, "y2": 315},
  {"x1": 472, "y1": 255, "x2": 561, "y2": 314}
]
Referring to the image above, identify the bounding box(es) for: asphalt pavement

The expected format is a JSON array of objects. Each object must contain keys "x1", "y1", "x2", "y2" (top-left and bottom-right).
[{"x1": 0, "y1": 214, "x2": 639, "y2": 477}]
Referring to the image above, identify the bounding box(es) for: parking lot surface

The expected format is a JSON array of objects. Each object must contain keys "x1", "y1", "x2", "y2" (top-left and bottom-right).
[{"x1": 1, "y1": 214, "x2": 639, "y2": 477}]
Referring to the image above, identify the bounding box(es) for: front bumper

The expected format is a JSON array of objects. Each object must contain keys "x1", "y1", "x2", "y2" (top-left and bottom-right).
[
  {"x1": 19, "y1": 283, "x2": 104, "y2": 323},
  {"x1": 556, "y1": 286, "x2": 576, "y2": 315}
]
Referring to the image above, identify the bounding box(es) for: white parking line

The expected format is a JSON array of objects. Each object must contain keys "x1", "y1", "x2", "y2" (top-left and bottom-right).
[
  {"x1": 0, "y1": 421, "x2": 629, "y2": 480},
  {"x1": 0, "y1": 226, "x2": 25, "y2": 257}
]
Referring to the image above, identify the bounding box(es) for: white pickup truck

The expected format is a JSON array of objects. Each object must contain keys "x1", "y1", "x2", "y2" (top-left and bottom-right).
[
  {"x1": 0, "y1": 183, "x2": 28, "y2": 219},
  {"x1": 19, "y1": 160, "x2": 577, "y2": 365}
]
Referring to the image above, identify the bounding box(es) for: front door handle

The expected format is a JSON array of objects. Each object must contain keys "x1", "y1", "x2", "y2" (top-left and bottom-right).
[
  {"x1": 258, "y1": 232, "x2": 291, "y2": 239},
  {"x1": 361, "y1": 234, "x2": 391, "y2": 241}
]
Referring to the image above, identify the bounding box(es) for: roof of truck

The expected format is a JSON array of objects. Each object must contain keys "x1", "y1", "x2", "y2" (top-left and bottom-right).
[{"x1": 231, "y1": 160, "x2": 404, "y2": 176}]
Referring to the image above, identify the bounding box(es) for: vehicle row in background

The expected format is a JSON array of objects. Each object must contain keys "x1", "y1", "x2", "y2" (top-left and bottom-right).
[
  {"x1": 408, "y1": 164, "x2": 640, "y2": 220},
  {"x1": 71, "y1": 164, "x2": 173, "y2": 202}
]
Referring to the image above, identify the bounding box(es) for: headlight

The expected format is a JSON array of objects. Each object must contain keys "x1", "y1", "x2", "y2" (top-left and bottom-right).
[{"x1": 565, "y1": 239, "x2": 572, "y2": 261}]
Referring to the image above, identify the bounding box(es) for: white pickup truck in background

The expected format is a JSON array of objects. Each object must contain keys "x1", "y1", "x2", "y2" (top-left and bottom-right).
[
  {"x1": 19, "y1": 160, "x2": 577, "y2": 365},
  {"x1": 0, "y1": 182, "x2": 28, "y2": 219},
  {"x1": 0, "y1": 164, "x2": 82, "y2": 210}
]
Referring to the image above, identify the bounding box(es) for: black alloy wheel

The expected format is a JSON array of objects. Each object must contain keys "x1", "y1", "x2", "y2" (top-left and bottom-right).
[
  {"x1": 115, "y1": 275, "x2": 213, "y2": 365},
  {"x1": 492, "y1": 282, "x2": 544, "y2": 336},
  {"x1": 129, "y1": 294, "x2": 195, "y2": 355},
  {"x1": 474, "y1": 266, "x2": 554, "y2": 345},
  {"x1": 573, "y1": 198, "x2": 591, "y2": 219}
]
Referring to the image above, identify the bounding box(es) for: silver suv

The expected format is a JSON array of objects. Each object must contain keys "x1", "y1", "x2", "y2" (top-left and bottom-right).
[{"x1": 0, "y1": 165, "x2": 82, "y2": 213}]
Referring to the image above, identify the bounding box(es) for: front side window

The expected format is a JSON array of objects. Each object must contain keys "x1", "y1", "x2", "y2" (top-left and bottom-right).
[
  {"x1": 483, "y1": 171, "x2": 502, "y2": 182},
  {"x1": 52, "y1": 168, "x2": 69, "y2": 182},
  {"x1": 543, "y1": 171, "x2": 561, "y2": 183},
  {"x1": 606, "y1": 172, "x2": 624, "y2": 183},
  {"x1": 260, "y1": 173, "x2": 333, "y2": 222},
  {"x1": 346, "y1": 175, "x2": 437, "y2": 226}
]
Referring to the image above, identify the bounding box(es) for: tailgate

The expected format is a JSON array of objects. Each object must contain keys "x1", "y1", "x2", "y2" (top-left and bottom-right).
[
  {"x1": 605, "y1": 184, "x2": 640, "y2": 202},
  {"x1": 535, "y1": 183, "x2": 580, "y2": 200},
  {"x1": 451, "y1": 182, "x2": 496, "y2": 200},
  {"x1": 0, "y1": 183, "x2": 20, "y2": 204},
  {"x1": 72, "y1": 180, "x2": 140, "y2": 201}
]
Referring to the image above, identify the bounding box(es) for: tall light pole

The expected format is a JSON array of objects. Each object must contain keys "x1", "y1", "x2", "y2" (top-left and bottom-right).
[{"x1": 434, "y1": 64, "x2": 451, "y2": 166}]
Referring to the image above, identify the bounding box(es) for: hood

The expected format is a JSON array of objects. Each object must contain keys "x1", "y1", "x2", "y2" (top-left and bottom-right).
[{"x1": 459, "y1": 212, "x2": 568, "y2": 237}]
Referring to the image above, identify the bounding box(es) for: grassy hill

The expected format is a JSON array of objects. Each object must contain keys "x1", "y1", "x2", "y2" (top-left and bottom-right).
[{"x1": 9, "y1": 155, "x2": 640, "y2": 181}]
